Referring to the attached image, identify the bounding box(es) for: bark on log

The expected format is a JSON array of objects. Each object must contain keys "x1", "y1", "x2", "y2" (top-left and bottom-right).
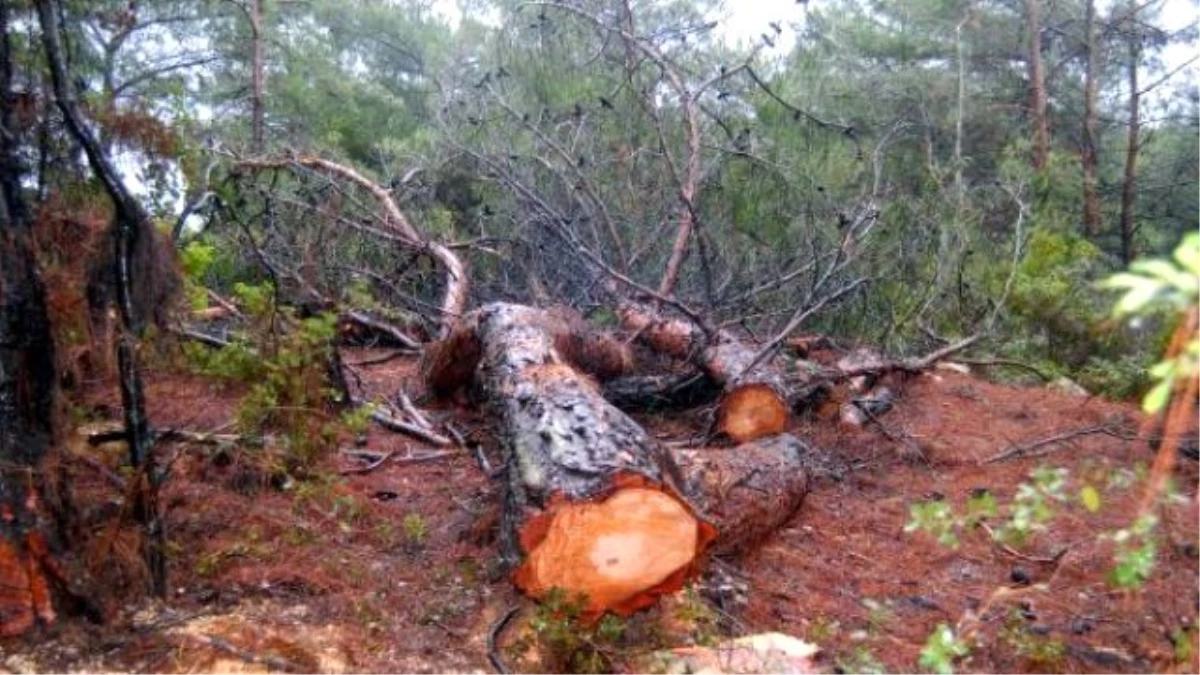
[
  {"x1": 467, "y1": 303, "x2": 714, "y2": 617},
  {"x1": 673, "y1": 433, "x2": 810, "y2": 557},
  {"x1": 423, "y1": 305, "x2": 632, "y2": 399},
  {"x1": 619, "y1": 306, "x2": 790, "y2": 443}
]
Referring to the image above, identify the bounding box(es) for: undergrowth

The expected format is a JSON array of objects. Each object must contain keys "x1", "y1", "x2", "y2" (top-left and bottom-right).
[{"x1": 178, "y1": 241, "x2": 361, "y2": 474}]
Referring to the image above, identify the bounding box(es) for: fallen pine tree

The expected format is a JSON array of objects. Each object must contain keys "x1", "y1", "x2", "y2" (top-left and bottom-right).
[{"x1": 424, "y1": 303, "x2": 811, "y2": 617}]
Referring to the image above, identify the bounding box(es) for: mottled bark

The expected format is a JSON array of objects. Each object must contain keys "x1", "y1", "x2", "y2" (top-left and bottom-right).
[
  {"x1": 474, "y1": 303, "x2": 713, "y2": 617},
  {"x1": 673, "y1": 434, "x2": 810, "y2": 557}
]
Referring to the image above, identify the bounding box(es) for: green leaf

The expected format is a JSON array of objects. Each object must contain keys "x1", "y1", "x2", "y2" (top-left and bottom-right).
[
  {"x1": 1173, "y1": 233, "x2": 1200, "y2": 276},
  {"x1": 1129, "y1": 259, "x2": 1196, "y2": 297},
  {"x1": 1143, "y1": 378, "x2": 1173, "y2": 414},
  {"x1": 1079, "y1": 485, "x2": 1102, "y2": 513},
  {"x1": 1103, "y1": 271, "x2": 1168, "y2": 316}
]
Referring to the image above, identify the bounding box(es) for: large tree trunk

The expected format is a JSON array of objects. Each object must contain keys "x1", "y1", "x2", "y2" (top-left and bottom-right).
[
  {"x1": 470, "y1": 304, "x2": 714, "y2": 616},
  {"x1": 0, "y1": 0, "x2": 63, "y2": 635},
  {"x1": 618, "y1": 306, "x2": 790, "y2": 443},
  {"x1": 1119, "y1": 37, "x2": 1141, "y2": 265},
  {"x1": 1080, "y1": 0, "x2": 1102, "y2": 236},
  {"x1": 1026, "y1": 0, "x2": 1050, "y2": 170},
  {"x1": 426, "y1": 304, "x2": 809, "y2": 617}
]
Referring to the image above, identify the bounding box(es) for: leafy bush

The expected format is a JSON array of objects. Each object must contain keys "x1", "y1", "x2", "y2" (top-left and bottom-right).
[{"x1": 182, "y1": 278, "x2": 347, "y2": 471}]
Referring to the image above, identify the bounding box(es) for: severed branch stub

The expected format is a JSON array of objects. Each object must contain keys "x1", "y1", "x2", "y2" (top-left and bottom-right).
[
  {"x1": 619, "y1": 304, "x2": 790, "y2": 443},
  {"x1": 427, "y1": 303, "x2": 715, "y2": 617}
]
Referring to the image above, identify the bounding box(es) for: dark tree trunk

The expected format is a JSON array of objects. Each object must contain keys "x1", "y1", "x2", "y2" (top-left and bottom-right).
[
  {"x1": 0, "y1": 0, "x2": 64, "y2": 636},
  {"x1": 1081, "y1": 0, "x2": 1102, "y2": 236},
  {"x1": 36, "y1": 0, "x2": 168, "y2": 597},
  {"x1": 1119, "y1": 38, "x2": 1141, "y2": 265},
  {"x1": 1026, "y1": 0, "x2": 1050, "y2": 170},
  {"x1": 249, "y1": 0, "x2": 265, "y2": 153}
]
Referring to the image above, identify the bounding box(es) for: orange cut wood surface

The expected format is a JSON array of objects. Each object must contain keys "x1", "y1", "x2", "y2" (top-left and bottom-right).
[
  {"x1": 513, "y1": 488, "x2": 702, "y2": 616},
  {"x1": 717, "y1": 383, "x2": 789, "y2": 443}
]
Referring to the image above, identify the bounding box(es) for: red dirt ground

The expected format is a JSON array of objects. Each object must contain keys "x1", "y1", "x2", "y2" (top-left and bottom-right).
[{"x1": 6, "y1": 347, "x2": 1197, "y2": 674}]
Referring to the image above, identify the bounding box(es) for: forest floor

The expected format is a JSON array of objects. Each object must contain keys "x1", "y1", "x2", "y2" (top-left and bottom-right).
[{"x1": 6, "y1": 344, "x2": 1198, "y2": 674}]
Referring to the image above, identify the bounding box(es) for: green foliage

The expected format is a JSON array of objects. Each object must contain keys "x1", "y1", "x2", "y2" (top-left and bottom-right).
[
  {"x1": 1103, "y1": 231, "x2": 1200, "y2": 413},
  {"x1": 919, "y1": 624, "x2": 969, "y2": 674},
  {"x1": 999, "y1": 610, "x2": 1065, "y2": 670},
  {"x1": 1106, "y1": 513, "x2": 1159, "y2": 589},
  {"x1": 182, "y1": 281, "x2": 346, "y2": 471},
  {"x1": 402, "y1": 513, "x2": 428, "y2": 551},
  {"x1": 904, "y1": 499, "x2": 960, "y2": 548},
  {"x1": 514, "y1": 588, "x2": 629, "y2": 674},
  {"x1": 996, "y1": 467, "x2": 1067, "y2": 546}
]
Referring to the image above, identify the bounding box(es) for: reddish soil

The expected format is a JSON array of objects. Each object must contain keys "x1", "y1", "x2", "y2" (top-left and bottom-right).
[{"x1": 8, "y1": 347, "x2": 1198, "y2": 674}]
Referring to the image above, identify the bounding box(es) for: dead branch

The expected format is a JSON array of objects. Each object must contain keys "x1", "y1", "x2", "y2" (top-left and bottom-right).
[
  {"x1": 981, "y1": 423, "x2": 1120, "y2": 464},
  {"x1": 171, "y1": 326, "x2": 231, "y2": 349},
  {"x1": 789, "y1": 333, "x2": 982, "y2": 397},
  {"x1": 393, "y1": 450, "x2": 458, "y2": 466},
  {"x1": 954, "y1": 357, "x2": 1051, "y2": 381},
  {"x1": 488, "y1": 605, "x2": 520, "y2": 675},
  {"x1": 338, "y1": 451, "x2": 396, "y2": 476},
  {"x1": 343, "y1": 310, "x2": 422, "y2": 350},
  {"x1": 743, "y1": 277, "x2": 871, "y2": 378},
  {"x1": 235, "y1": 155, "x2": 468, "y2": 337},
  {"x1": 359, "y1": 400, "x2": 454, "y2": 447}
]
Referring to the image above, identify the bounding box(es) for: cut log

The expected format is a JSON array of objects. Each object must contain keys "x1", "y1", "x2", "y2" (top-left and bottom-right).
[
  {"x1": 469, "y1": 303, "x2": 715, "y2": 617},
  {"x1": 619, "y1": 306, "x2": 790, "y2": 443},
  {"x1": 673, "y1": 433, "x2": 810, "y2": 556}
]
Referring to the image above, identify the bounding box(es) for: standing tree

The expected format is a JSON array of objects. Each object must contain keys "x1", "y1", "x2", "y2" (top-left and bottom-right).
[{"x1": 0, "y1": 0, "x2": 66, "y2": 638}]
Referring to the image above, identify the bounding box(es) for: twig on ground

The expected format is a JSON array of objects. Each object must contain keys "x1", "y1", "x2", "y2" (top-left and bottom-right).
[
  {"x1": 393, "y1": 450, "x2": 458, "y2": 466},
  {"x1": 468, "y1": 443, "x2": 493, "y2": 476},
  {"x1": 190, "y1": 633, "x2": 305, "y2": 672},
  {"x1": 855, "y1": 402, "x2": 927, "y2": 463},
  {"x1": 346, "y1": 350, "x2": 411, "y2": 367},
  {"x1": 488, "y1": 605, "x2": 521, "y2": 675},
  {"x1": 368, "y1": 407, "x2": 453, "y2": 446},
  {"x1": 955, "y1": 357, "x2": 1051, "y2": 381},
  {"x1": 976, "y1": 522, "x2": 1068, "y2": 565},
  {"x1": 339, "y1": 451, "x2": 396, "y2": 476},
  {"x1": 982, "y1": 423, "x2": 1118, "y2": 464}
]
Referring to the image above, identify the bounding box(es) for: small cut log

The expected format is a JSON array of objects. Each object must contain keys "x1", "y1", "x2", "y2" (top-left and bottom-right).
[
  {"x1": 619, "y1": 306, "x2": 790, "y2": 443},
  {"x1": 673, "y1": 433, "x2": 810, "y2": 556},
  {"x1": 460, "y1": 303, "x2": 715, "y2": 617}
]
